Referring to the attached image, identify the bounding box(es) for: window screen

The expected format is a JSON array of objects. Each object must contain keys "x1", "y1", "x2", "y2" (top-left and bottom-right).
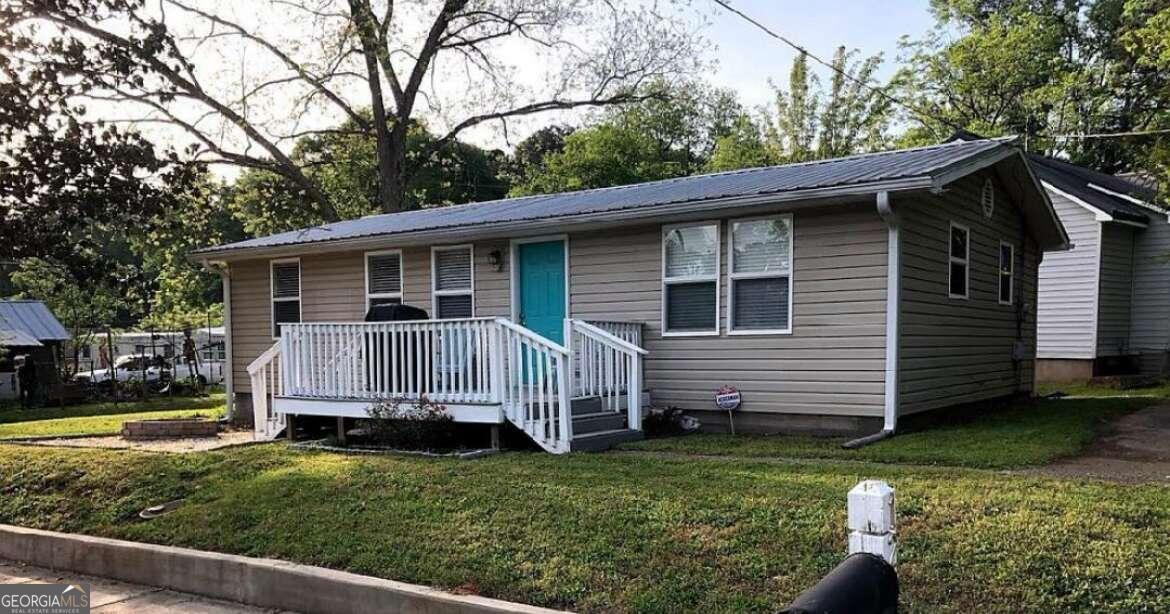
[
  {"x1": 271, "y1": 260, "x2": 301, "y2": 336},
  {"x1": 730, "y1": 216, "x2": 792, "y2": 332},
  {"x1": 433, "y1": 246, "x2": 473, "y2": 318},
  {"x1": 663, "y1": 224, "x2": 719, "y2": 334}
]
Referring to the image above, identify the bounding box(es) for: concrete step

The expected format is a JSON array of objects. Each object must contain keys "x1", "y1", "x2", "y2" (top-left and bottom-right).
[
  {"x1": 569, "y1": 428, "x2": 643, "y2": 452},
  {"x1": 571, "y1": 412, "x2": 626, "y2": 435}
]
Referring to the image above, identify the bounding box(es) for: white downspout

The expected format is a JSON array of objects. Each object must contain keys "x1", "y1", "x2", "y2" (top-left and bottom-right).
[
  {"x1": 844, "y1": 191, "x2": 899, "y2": 448},
  {"x1": 200, "y1": 260, "x2": 234, "y2": 423}
]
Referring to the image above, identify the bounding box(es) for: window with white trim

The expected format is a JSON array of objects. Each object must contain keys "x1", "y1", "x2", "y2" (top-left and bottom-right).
[
  {"x1": 999, "y1": 241, "x2": 1014, "y2": 305},
  {"x1": 662, "y1": 222, "x2": 720, "y2": 334},
  {"x1": 365, "y1": 251, "x2": 403, "y2": 309},
  {"x1": 270, "y1": 259, "x2": 301, "y2": 337},
  {"x1": 729, "y1": 215, "x2": 793, "y2": 333},
  {"x1": 948, "y1": 223, "x2": 969, "y2": 299},
  {"x1": 432, "y1": 245, "x2": 474, "y2": 318}
]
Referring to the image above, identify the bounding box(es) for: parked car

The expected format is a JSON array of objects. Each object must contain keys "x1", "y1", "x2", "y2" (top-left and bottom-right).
[{"x1": 74, "y1": 354, "x2": 225, "y2": 387}]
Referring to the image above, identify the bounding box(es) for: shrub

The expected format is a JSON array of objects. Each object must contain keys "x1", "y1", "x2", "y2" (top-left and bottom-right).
[{"x1": 362, "y1": 396, "x2": 458, "y2": 450}]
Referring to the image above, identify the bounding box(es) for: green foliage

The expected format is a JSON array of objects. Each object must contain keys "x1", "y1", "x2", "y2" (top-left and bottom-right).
[
  {"x1": 230, "y1": 119, "x2": 508, "y2": 236},
  {"x1": 10, "y1": 259, "x2": 122, "y2": 371},
  {"x1": 705, "y1": 116, "x2": 779, "y2": 172},
  {"x1": 514, "y1": 124, "x2": 680, "y2": 194},
  {"x1": 768, "y1": 48, "x2": 896, "y2": 162},
  {"x1": 902, "y1": 0, "x2": 1170, "y2": 174}
]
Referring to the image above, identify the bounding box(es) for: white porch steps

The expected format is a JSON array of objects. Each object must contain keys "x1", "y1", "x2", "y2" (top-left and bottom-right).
[{"x1": 566, "y1": 394, "x2": 643, "y2": 452}]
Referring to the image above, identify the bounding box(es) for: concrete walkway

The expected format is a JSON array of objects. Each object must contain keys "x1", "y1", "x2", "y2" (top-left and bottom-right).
[
  {"x1": 0, "y1": 560, "x2": 288, "y2": 613},
  {"x1": 1036, "y1": 402, "x2": 1170, "y2": 483}
]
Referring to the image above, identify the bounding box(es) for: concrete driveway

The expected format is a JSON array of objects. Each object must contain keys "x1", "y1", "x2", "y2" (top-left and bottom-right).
[
  {"x1": 0, "y1": 560, "x2": 290, "y2": 613},
  {"x1": 1037, "y1": 402, "x2": 1170, "y2": 483}
]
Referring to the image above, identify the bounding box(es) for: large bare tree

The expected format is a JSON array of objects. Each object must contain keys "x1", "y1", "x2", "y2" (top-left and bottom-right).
[{"x1": 6, "y1": 0, "x2": 703, "y2": 217}]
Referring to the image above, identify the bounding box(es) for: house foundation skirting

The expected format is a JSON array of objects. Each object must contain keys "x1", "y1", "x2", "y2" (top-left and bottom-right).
[{"x1": 689, "y1": 409, "x2": 882, "y2": 437}]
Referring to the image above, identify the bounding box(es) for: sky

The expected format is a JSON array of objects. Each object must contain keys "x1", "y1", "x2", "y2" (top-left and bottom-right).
[{"x1": 706, "y1": 1, "x2": 939, "y2": 110}]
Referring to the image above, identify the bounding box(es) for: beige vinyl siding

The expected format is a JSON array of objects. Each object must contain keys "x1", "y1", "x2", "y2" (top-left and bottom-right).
[
  {"x1": 1096, "y1": 224, "x2": 1137, "y2": 356},
  {"x1": 1036, "y1": 192, "x2": 1101, "y2": 359},
  {"x1": 898, "y1": 172, "x2": 1038, "y2": 414},
  {"x1": 230, "y1": 241, "x2": 507, "y2": 393},
  {"x1": 1129, "y1": 215, "x2": 1170, "y2": 372},
  {"x1": 569, "y1": 205, "x2": 888, "y2": 418}
]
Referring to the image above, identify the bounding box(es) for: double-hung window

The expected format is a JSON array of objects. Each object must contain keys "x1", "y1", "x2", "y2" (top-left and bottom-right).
[
  {"x1": 270, "y1": 259, "x2": 301, "y2": 337},
  {"x1": 662, "y1": 222, "x2": 720, "y2": 335},
  {"x1": 729, "y1": 215, "x2": 793, "y2": 333},
  {"x1": 365, "y1": 251, "x2": 403, "y2": 308},
  {"x1": 999, "y1": 241, "x2": 1014, "y2": 305},
  {"x1": 948, "y1": 223, "x2": 969, "y2": 299},
  {"x1": 432, "y1": 245, "x2": 474, "y2": 318}
]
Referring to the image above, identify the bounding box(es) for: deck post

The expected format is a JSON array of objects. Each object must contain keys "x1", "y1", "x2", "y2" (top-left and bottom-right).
[
  {"x1": 336, "y1": 416, "x2": 347, "y2": 445},
  {"x1": 285, "y1": 414, "x2": 295, "y2": 441},
  {"x1": 490, "y1": 425, "x2": 500, "y2": 450}
]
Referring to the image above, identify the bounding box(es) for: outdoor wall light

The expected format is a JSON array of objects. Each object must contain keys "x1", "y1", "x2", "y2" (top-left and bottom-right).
[{"x1": 489, "y1": 249, "x2": 504, "y2": 272}]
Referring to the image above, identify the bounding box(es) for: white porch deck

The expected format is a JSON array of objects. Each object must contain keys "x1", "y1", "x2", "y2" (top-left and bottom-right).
[{"x1": 248, "y1": 318, "x2": 646, "y2": 453}]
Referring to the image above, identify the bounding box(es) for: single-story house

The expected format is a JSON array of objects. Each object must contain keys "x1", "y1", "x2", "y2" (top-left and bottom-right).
[
  {"x1": 1028, "y1": 155, "x2": 1169, "y2": 381},
  {"x1": 191, "y1": 138, "x2": 1068, "y2": 453},
  {"x1": 0, "y1": 299, "x2": 71, "y2": 400}
]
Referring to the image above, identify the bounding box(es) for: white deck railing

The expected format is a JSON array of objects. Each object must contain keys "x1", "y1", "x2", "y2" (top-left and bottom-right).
[
  {"x1": 259, "y1": 317, "x2": 645, "y2": 452},
  {"x1": 246, "y1": 341, "x2": 285, "y2": 440},
  {"x1": 568, "y1": 319, "x2": 647, "y2": 431}
]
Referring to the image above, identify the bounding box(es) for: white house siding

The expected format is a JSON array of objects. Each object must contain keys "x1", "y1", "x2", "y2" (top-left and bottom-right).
[
  {"x1": 897, "y1": 172, "x2": 1039, "y2": 415},
  {"x1": 1036, "y1": 192, "x2": 1100, "y2": 359},
  {"x1": 1127, "y1": 214, "x2": 1170, "y2": 372},
  {"x1": 568, "y1": 205, "x2": 890, "y2": 422},
  {"x1": 1095, "y1": 224, "x2": 1137, "y2": 356}
]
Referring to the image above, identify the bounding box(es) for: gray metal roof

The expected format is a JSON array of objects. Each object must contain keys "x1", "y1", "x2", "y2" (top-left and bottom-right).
[
  {"x1": 195, "y1": 138, "x2": 1012, "y2": 257},
  {"x1": 0, "y1": 300, "x2": 71, "y2": 343},
  {"x1": 1029, "y1": 154, "x2": 1160, "y2": 224}
]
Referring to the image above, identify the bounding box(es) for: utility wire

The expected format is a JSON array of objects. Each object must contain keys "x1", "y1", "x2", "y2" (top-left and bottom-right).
[
  {"x1": 710, "y1": 0, "x2": 967, "y2": 133},
  {"x1": 1047, "y1": 127, "x2": 1170, "y2": 140},
  {"x1": 713, "y1": 0, "x2": 1170, "y2": 145}
]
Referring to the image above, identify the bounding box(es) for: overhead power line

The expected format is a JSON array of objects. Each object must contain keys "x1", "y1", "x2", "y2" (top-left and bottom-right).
[
  {"x1": 1047, "y1": 127, "x2": 1170, "y2": 140},
  {"x1": 709, "y1": 0, "x2": 967, "y2": 133},
  {"x1": 712, "y1": 0, "x2": 1170, "y2": 145}
]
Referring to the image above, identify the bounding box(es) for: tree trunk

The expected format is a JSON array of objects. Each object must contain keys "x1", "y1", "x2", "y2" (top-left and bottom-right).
[{"x1": 349, "y1": 0, "x2": 402, "y2": 214}]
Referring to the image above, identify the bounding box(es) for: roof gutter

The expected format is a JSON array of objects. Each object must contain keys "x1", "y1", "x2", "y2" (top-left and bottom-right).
[
  {"x1": 188, "y1": 176, "x2": 936, "y2": 262},
  {"x1": 199, "y1": 259, "x2": 234, "y2": 423},
  {"x1": 844, "y1": 191, "x2": 899, "y2": 448}
]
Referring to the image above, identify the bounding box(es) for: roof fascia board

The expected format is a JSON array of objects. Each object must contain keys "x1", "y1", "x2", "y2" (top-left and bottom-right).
[
  {"x1": 1087, "y1": 182, "x2": 1165, "y2": 217},
  {"x1": 191, "y1": 176, "x2": 934, "y2": 262},
  {"x1": 928, "y1": 146, "x2": 1017, "y2": 191},
  {"x1": 1043, "y1": 181, "x2": 1114, "y2": 222}
]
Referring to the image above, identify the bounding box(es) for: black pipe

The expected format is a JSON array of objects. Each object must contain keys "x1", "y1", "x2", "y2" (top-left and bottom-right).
[
  {"x1": 782, "y1": 553, "x2": 898, "y2": 614},
  {"x1": 842, "y1": 428, "x2": 895, "y2": 449}
]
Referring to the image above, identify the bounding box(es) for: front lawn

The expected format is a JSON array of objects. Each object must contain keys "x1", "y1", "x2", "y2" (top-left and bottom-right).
[
  {"x1": 620, "y1": 394, "x2": 1158, "y2": 469},
  {"x1": 0, "y1": 443, "x2": 1167, "y2": 613},
  {"x1": 0, "y1": 394, "x2": 225, "y2": 439}
]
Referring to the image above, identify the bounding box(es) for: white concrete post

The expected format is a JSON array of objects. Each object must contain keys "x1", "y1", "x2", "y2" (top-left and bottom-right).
[{"x1": 847, "y1": 480, "x2": 897, "y2": 565}]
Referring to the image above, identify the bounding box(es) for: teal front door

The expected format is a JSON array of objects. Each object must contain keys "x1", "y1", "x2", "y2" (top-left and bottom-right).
[{"x1": 517, "y1": 240, "x2": 566, "y2": 344}]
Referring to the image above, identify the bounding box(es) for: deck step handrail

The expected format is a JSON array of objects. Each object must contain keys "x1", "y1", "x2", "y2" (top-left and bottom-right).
[
  {"x1": 493, "y1": 317, "x2": 572, "y2": 453},
  {"x1": 568, "y1": 319, "x2": 645, "y2": 431},
  {"x1": 246, "y1": 341, "x2": 285, "y2": 440}
]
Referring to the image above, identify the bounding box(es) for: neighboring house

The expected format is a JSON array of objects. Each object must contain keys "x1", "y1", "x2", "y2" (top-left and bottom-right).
[
  {"x1": 190, "y1": 138, "x2": 1067, "y2": 453},
  {"x1": 1029, "y1": 155, "x2": 1169, "y2": 381},
  {"x1": 0, "y1": 300, "x2": 71, "y2": 400}
]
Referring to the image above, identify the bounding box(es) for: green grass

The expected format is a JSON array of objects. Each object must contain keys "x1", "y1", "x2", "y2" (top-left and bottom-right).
[
  {"x1": 621, "y1": 395, "x2": 1159, "y2": 469},
  {"x1": 1035, "y1": 379, "x2": 1170, "y2": 398},
  {"x1": 0, "y1": 443, "x2": 1167, "y2": 613},
  {"x1": 0, "y1": 394, "x2": 225, "y2": 439}
]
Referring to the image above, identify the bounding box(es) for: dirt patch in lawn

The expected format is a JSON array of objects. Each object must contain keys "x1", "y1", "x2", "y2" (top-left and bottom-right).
[
  {"x1": 1032, "y1": 402, "x2": 1170, "y2": 483},
  {"x1": 7, "y1": 430, "x2": 255, "y2": 453}
]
